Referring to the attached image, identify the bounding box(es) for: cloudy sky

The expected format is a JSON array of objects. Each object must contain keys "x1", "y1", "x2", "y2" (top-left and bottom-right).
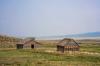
[{"x1": 0, "y1": 0, "x2": 100, "y2": 37}]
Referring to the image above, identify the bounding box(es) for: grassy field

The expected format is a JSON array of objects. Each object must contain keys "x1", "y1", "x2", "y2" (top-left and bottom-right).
[{"x1": 0, "y1": 40, "x2": 100, "y2": 66}]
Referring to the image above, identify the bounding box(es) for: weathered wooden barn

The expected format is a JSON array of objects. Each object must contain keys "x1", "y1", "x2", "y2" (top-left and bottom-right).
[
  {"x1": 57, "y1": 38, "x2": 79, "y2": 52},
  {"x1": 16, "y1": 38, "x2": 41, "y2": 49}
]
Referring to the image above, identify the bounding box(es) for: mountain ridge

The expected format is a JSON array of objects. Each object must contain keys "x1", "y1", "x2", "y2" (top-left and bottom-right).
[
  {"x1": 37, "y1": 32, "x2": 100, "y2": 39},
  {"x1": 64, "y1": 32, "x2": 100, "y2": 37}
]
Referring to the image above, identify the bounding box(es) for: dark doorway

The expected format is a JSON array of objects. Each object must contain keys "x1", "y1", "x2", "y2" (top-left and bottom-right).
[
  {"x1": 31, "y1": 44, "x2": 34, "y2": 49},
  {"x1": 16, "y1": 44, "x2": 23, "y2": 49},
  {"x1": 57, "y1": 45, "x2": 64, "y2": 53}
]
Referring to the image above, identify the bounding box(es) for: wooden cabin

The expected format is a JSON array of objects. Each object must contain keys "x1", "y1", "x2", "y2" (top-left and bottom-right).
[
  {"x1": 57, "y1": 38, "x2": 80, "y2": 52},
  {"x1": 16, "y1": 38, "x2": 41, "y2": 49}
]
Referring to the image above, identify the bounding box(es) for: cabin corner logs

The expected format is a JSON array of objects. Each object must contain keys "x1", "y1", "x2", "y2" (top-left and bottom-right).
[{"x1": 16, "y1": 38, "x2": 80, "y2": 53}]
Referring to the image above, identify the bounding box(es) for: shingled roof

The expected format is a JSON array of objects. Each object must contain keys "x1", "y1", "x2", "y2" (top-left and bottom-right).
[
  {"x1": 57, "y1": 38, "x2": 79, "y2": 47},
  {"x1": 18, "y1": 38, "x2": 41, "y2": 45}
]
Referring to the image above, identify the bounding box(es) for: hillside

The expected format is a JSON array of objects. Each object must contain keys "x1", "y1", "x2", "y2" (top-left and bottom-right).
[{"x1": 0, "y1": 35, "x2": 21, "y2": 48}]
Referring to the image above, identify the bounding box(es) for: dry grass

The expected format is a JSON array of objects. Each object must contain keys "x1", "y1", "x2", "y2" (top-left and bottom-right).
[{"x1": 0, "y1": 39, "x2": 100, "y2": 66}]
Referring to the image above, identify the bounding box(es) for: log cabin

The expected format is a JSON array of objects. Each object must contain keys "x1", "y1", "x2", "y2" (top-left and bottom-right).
[
  {"x1": 16, "y1": 38, "x2": 41, "y2": 49},
  {"x1": 57, "y1": 38, "x2": 80, "y2": 52}
]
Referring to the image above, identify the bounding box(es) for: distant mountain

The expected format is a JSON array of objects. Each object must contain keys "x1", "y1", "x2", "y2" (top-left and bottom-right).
[
  {"x1": 38, "y1": 32, "x2": 100, "y2": 39},
  {"x1": 65, "y1": 32, "x2": 100, "y2": 37}
]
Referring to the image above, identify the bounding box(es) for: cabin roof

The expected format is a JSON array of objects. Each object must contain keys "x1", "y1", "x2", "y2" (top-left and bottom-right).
[
  {"x1": 57, "y1": 38, "x2": 79, "y2": 46},
  {"x1": 18, "y1": 38, "x2": 41, "y2": 45}
]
